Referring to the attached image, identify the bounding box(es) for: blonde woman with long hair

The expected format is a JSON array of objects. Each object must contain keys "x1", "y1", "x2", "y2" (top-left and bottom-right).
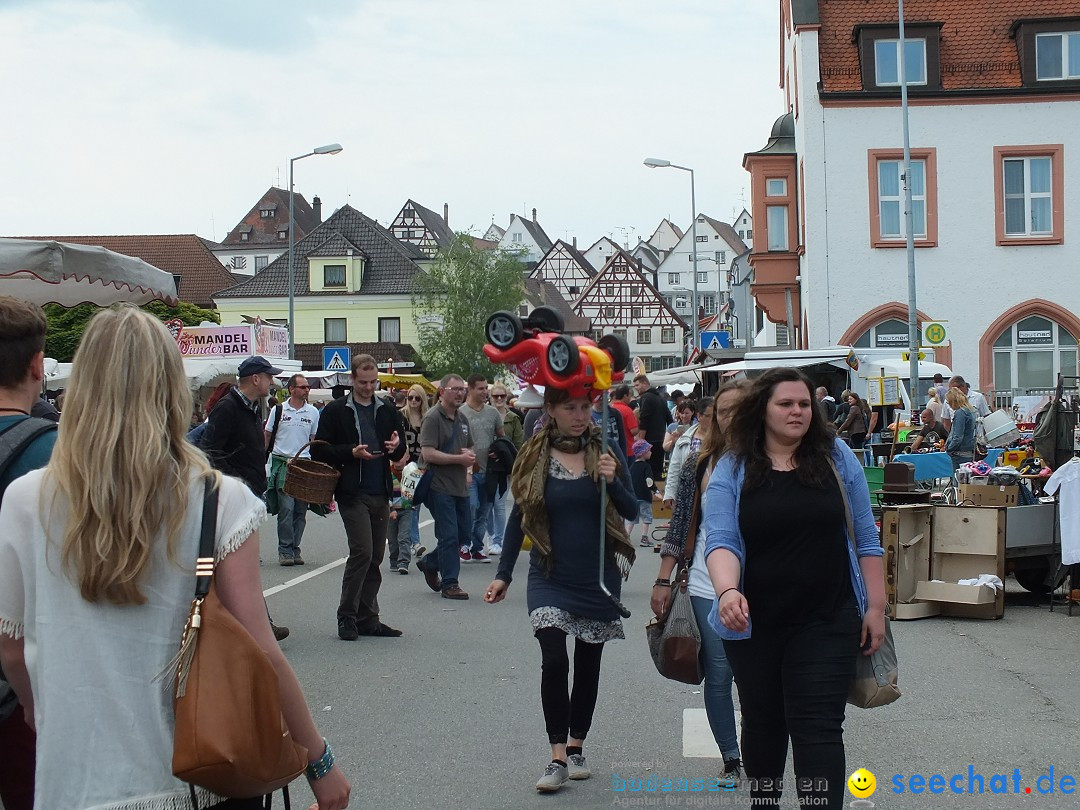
[
  {"x1": 0, "y1": 306, "x2": 349, "y2": 810},
  {"x1": 399, "y1": 383, "x2": 429, "y2": 553},
  {"x1": 944, "y1": 387, "x2": 977, "y2": 472}
]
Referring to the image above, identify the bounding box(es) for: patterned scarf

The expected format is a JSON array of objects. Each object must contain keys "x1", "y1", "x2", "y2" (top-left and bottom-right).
[{"x1": 511, "y1": 420, "x2": 635, "y2": 578}]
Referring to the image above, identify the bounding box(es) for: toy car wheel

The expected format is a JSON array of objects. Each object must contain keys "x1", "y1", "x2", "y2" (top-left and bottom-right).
[
  {"x1": 525, "y1": 306, "x2": 564, "y2": 334},
  {"x1": 598, "y1": 333, "x2": 631, "y2": 371},
  {"x1": 546, "y1": 335, "x2": 580, "y2": 377},
  {"x1": 486, "y1": 311, "x2": 524, "y2": 349}
]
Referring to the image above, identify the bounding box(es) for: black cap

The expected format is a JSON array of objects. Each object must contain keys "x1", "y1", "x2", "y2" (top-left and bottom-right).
[{"x1": 237, "y1": 356, "x2": 283, "y2": 377}]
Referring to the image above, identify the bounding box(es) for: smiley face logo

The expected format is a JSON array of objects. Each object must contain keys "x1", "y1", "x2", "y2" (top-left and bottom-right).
[{"x1": 848, "y1": 768, "x2": 877, "y2": 798}]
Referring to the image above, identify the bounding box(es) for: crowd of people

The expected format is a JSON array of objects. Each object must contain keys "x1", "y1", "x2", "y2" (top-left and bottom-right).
[{"x1": 1, "y1": 297, "x2": 899, "y2": 810}]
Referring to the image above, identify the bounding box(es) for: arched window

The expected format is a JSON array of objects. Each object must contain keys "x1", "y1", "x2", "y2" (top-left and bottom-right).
[
  {"x1": 993, "y1": 315, "x2": 1077, "y2": 391},
  {"x1": 853, "y1": 318, "x2": 915, "y2": 348}
]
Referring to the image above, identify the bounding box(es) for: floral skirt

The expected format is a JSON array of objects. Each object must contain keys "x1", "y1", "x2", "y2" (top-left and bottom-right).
[{"x1": 530, "y1": 606, "x2": 624, "y2": 644}]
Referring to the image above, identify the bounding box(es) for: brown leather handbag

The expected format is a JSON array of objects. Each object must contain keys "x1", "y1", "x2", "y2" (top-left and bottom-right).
[{"x1": 170, "y1": 481, "x2": 308, "y2": 801}]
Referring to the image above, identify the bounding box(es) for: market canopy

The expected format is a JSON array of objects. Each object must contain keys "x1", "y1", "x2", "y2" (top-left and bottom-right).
[{"x1": 0, "y1": 238, "x2": 179, "y2": 306}]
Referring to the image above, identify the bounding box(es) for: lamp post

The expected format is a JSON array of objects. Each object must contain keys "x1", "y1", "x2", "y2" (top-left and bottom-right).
[
  {"x1": 897, "y1": 0, "x2": 920, "y2": 399},
  {"x1": 288, "y1": 142, "x2": 343, "y2": 359},
  {"x1": 644, "y1": 158, "x2": 699, "y2": 361}
]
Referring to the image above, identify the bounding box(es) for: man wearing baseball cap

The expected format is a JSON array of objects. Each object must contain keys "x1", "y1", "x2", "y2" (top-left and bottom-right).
[
  {"x1": 202, "y1": 355, "x2": 291, "y2": 641},
  {"x1": 203, "y1": 355, "x2": 282, "y2": 496}
]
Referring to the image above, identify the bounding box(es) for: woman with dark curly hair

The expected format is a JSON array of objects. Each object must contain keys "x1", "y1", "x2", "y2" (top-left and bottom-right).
[{"x1": 703, "y1": 367, "x2": 885, "y2": 809}]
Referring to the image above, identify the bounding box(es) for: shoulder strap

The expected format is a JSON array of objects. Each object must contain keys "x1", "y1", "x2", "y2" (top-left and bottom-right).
[
  {"x1": 194, "y1": 479, "x2": 219, "y2": 598},
  {"x1": 0, "y1": 417, "x2": 58, "y2": 501},
  {"x1": 681, "y1": 457, "x2": 714, "y2": 575},
  {"x1": 265, "y1": 403, "x2": 283, "y2": 460},
  {"x1": 827, "y1": 455, "x2": 857, "y2": 558}
]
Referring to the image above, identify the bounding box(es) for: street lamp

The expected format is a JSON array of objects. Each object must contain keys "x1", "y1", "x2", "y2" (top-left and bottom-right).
[
  {"x1": 644, "y1": 157, "x2": 699, "y2": 361},
  {"x1": 288, "y1": 142, "x2": 343, "y2": 359}
]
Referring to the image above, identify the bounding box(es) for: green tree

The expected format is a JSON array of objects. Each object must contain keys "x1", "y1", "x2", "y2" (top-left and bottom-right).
[
  {"x1": 412, "y1": 233, "x2": 527, "y2": 379},
  {"x1": 43, "y1": 301, "x2": 220, "y2": 361}
]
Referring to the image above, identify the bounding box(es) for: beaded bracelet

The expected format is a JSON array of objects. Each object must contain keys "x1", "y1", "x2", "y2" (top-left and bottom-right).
[{"x1": 306, "y1": 738, "x2": 334, "y2": 780}]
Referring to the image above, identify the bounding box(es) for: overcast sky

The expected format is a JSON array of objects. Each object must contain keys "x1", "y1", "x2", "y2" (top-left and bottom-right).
[{"x1": 1, "y1": 0, "x2": 783, "y2": 248}]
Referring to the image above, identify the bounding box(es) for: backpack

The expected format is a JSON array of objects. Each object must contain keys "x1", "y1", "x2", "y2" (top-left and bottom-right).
[{"x1": 0, "y1": 416, "x2": 58, "y2": 721}]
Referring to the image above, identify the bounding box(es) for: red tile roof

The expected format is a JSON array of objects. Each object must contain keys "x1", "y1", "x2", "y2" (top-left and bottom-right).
[
  {"x1": 17, "y1": 234, "x2": 238, "y2": 308},
  {"x1": 816, "y1": 0, "x2": 1077, "y2": 92},
  {"x1": 220, "y1": 187, "x2": 321, "y2": 248}
]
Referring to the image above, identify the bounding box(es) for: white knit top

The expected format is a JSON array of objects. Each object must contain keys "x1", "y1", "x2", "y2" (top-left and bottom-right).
[{"x1": 0, "y1": 470, "x2": 265, "y2": 810}]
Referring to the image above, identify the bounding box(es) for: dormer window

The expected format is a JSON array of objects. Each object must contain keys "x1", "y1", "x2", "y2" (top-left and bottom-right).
[
  {"x1": 856, "y1": 23, "x2": 942, "y2": 91},
  {"x1": 874, "y1": 38, "x2": 927, "y2": 86},
  {"x1": 240, "y1": 232, "x2": 249, "y2": 241},
  {"x1": 323, "y1": 265, "x2": 346, "y2": 288},
  {"x1": 260, "y1": 208, "x2": 275, "y2": 218},
  {"x1": 1035, "y1": 32, "x2": 1080, "y2": 80},
  {"x1": 277, "y1": 228, "x2": 288, "y2": 240}
]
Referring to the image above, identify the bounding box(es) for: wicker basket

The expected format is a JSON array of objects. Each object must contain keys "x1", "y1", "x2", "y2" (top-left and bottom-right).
[{"x1": 283, "y1": 440, "x2": 340, "y2": 505}]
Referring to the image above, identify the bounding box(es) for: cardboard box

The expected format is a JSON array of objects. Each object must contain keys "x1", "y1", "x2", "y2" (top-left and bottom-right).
[
  {"x1": 917, "y1": 506, "x2": 1006, "y2": 619},
  {"x1": 957, "y1": 483, "x2": 1019, "y2": 507},
  {"x1": 881, "y1": 506, "x2": 940, "y2": 620}
]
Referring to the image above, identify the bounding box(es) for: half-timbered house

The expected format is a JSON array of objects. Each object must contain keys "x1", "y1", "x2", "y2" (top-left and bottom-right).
[
  {"x1": 573, "y1": 249, "x2": 688, "y2": 372},
  {"x1": 498, "y1": 211, "x2": 552, "y2": 263},
  {"x1": 389, "y1": 200, "x2": 454, "y2": 257},
  {"x1": 528, "y1": 239, "x2": 596, "y2": 304}
]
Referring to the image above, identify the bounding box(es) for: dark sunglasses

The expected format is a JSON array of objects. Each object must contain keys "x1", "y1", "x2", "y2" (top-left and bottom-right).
[
  {"x1": 491, "y1": 393, "x2": 507, "y2": 399},
  {"x1": 408, "y1": 396, "x2": 423, "y2": 401}
]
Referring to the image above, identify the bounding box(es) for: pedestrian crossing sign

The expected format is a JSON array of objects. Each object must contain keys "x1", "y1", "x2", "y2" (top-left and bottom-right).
[
  {"x1": 323, "y1": 346, "x2": 350, "y2": 371},
  {"x1": 699, "y1": 330, "x2": 730, "y2": 350}
]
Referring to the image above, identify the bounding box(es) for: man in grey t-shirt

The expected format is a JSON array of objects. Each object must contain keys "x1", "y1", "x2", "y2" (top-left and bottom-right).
[
  {"x1": 461, "y1": 374, "x2": 504, "y2": 563},
  {"x1": 416, "y1": 374, "x2": 475, "y2": 600}
]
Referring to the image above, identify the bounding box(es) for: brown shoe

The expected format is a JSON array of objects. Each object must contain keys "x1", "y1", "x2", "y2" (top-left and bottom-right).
[
  {"x1": 441, "y1": 586, "x2": 469, "y2": 600},
  {"x1": 417, "y1": 558, "x2": 441, "y2": 592}
]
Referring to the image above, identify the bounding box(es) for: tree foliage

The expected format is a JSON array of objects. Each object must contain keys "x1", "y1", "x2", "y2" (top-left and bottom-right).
[
  {"x1": 412, "y1": 233, "x2": 527, "y2": 380},
  {"x1": 43, "y1": 300, "x2": 220, "y2": 361}
]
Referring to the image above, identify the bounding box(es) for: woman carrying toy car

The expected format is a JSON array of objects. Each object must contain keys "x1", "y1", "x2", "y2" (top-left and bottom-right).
[{"x1": 483, "y1": 386, "x2": 638, "y2": 795}]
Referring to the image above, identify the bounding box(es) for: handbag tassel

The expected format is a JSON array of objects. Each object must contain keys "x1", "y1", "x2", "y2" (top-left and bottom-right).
[{"x1": 171, "y1": 598, "x2": 204, "y2": 699}]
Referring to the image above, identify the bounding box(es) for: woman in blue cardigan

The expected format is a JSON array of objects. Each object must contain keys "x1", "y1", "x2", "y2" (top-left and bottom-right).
[{"x1": 703, "y1": 367, "x2": 885, "y2": 810}]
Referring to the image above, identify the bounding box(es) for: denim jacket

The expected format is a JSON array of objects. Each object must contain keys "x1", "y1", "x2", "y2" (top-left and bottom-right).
[{"x1": 703, "y1": 438, "x2": 882, "y2": 640}]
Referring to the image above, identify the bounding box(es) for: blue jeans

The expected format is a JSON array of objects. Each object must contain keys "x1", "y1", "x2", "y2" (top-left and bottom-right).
[
  {"x1": 422, "y1": 491, "x2": 470, "y2": 590},
  {"x1": 489, "y1": 489, "x2": 507, "y2": 547},
  {"x1": 410, "y1": 507, "x2": 420, "y2": 547},
  {"x1": 690, "y1": 595, "x2": 740, "y2": 761},
  {"x1": 276, "y1": 491, "x2": 308, "y2": 559},
  {"x1": 469, "y1": 472, "x2": 494, "y2": 553}
]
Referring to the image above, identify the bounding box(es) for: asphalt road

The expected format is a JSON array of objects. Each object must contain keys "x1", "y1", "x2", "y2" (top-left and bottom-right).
[{"x1": 262, "y1": 508, "x2": 1080, "y2": 810}]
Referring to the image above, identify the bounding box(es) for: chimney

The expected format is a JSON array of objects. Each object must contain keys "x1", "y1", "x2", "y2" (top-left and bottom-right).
[
  {"x1": 572, "y1": 236, "x2": 578, "y2": 249},
  {"x1": 443, "y1": 203, "x2": 449, "y2": 226},
  {"x1": 532, "y1": 207, "x2": 537, "y2": 223},
  {"x1": 312, "y1": 195, "x2": 322, "y2": 223}
]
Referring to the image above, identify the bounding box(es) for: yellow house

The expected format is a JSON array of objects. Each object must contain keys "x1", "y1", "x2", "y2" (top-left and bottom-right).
[{"x1": 214, "y1": 204, "x2": 429, "y2": 370}]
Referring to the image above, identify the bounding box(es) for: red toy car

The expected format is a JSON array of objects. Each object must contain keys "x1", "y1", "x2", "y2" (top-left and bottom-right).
[{"x1": 483, "y1": 307, "x2": 629, "y2": 399}]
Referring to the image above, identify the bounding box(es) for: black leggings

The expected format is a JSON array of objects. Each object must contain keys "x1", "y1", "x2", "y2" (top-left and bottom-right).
[
  {"x1": 723, "y1": 606, "x2": 861, "y2": 809},
  {"x1": 536, "y1": 627, "x2": 605, "y2": 745}
]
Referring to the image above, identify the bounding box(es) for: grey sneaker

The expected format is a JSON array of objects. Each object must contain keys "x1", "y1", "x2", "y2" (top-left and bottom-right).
[
  {"x1": 536, "y1": 761, "x2": 568, "y2": 793},
  {"x1": 722, "y1": 757, "x2": 742, "y2": 787},
  {"x1": 567, "y1": 753, "x2": 590, "y2": 780}
]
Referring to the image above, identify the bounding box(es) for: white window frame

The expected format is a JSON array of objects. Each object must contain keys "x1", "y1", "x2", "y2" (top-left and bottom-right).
[
  {"x1": 661, "y1": 327, "x2": 676, "y2": 344},
  {"x1": 667, "y1": 273, "x2": 680, "y2": 285},
  {"x1": 1003, "y1": 156, "x2": 1054, "y2": 237},
  {"x1": 766, "y1": 206, "x2": 789, "y2": 252},
  {"x1": 637, "y1": 328, "x2": 652, "y2": 344},
  {"x1": 254, "y1": 255, "x2": 268, "y2": 272},
  {"x1": 877, "y1": 159, "x2": 927, "y2": 239},
  {"x1": 695, "y1": 235, "x2": 709, "y2": 243},
  {"x1": 766, "y1": 178, "x2": 787, "y2": 197},
  {"x1": 323, "y1": 264, "x2": 347, "y2": 287},
  {"x1": 702, "y1": 294, "x2": 717, "y2": 316},
  {"x1": 874, "y1": 38, "x2": 927, "y2": 86},
  {"x1": 1035, "y1": 32, "x2": 1080, "y2": 81},
  {"x1": 696, "y1": 271, "x2": 708, "y2": 284}
]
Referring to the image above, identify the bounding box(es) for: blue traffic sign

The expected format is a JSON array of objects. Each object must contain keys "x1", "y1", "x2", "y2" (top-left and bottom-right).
[
  {"x1": 323, "y1": 346, "x2": 351, "y2": 372},
  {"x1": 699, "y1": 330, "x2": 730, "y2": 350}
]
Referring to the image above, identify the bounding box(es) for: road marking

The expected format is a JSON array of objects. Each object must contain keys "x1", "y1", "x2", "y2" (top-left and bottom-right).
[
  {"x1": 264, "y1": 558, "x2": 346, "y2": 597},
  {"x1": 682, "y1": 707, "x2": 741, "y2": 758},
  {"x1": 263, "y1": 519, "x2": 434, "y2": 597}
]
